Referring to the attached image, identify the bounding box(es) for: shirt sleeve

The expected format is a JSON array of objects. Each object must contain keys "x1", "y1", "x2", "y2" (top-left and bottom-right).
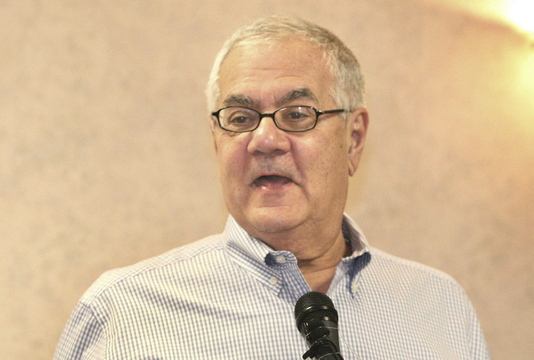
[
  {"x1": 467, "y1": 300, "x2": 491, "y2": 359},
  {"x1": 54, "y1": 302, "x2": 107, "y2": 360}
]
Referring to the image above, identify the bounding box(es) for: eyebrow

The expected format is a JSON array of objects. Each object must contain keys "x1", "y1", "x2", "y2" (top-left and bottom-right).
[
  {"x1": 222, "y1": 95, "x2": 255, "y2": 107},
  {"x1": 276, "y1": 88, "x2": 318, "y2": 107},
  {"x1": 221, "y1": 88, "x2": 318, "y2": 108}
]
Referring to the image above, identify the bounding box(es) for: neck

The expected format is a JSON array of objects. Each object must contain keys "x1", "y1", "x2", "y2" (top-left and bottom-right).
[
  {"x1": 242, "y1": 216, "x2": 350, "y2": 292},
  {"x1": 298, "y1": 233, "x2": 351, "y2": 293}
]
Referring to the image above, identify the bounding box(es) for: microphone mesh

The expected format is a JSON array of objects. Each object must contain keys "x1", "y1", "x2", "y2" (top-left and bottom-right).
[{"x1": 294, "y1": 291, "x2": 338, "y2": 327}]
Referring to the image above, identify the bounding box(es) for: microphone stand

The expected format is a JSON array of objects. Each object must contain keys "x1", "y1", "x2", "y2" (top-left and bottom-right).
[
  {"x1": 301, "y1": 324, "x2": 344, "y2": 360},
  {"x1": 302, "y1": 337, "x2": 344, "y2": 360}
]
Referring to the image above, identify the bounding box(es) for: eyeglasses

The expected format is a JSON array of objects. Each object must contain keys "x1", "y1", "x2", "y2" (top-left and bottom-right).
[{"x1": 211, "y1": 106, "x2": 346, "y2": 133}]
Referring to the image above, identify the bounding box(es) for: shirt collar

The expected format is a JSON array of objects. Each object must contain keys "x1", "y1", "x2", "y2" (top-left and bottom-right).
[
  {"x1": 341, "y1": 213, "x2": 370, "y2": 259},
  {"x1": 223, "y1": 214, "x2": 370, "y2": 268},
  {"x1": 222, "y1": 216, "x2": 279, "y2": 290},
  {"x1": 223, "y1": 216, "x2": 274, "y2": 265}
]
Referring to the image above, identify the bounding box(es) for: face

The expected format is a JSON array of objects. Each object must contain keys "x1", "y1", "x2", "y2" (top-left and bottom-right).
[{"x1": 212, "y1": 39, "x2": 367, "y2": 252}]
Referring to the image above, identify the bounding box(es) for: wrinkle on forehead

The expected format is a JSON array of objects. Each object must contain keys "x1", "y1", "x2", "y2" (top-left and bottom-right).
[{"x1": 218, "y1": 39, "x2": 333, "y2": 110}]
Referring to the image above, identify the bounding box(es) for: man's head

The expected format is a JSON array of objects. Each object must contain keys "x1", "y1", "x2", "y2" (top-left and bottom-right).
[
  {"x1": 206, "y1": 15, "x2": 365, "y2": 117},
  {"x1": 207, "y1": 16, "x2": 368, "y2": 256}
]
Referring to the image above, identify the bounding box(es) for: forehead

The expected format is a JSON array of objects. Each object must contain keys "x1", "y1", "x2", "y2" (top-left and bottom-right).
[{"x1": 217, "y1": 39, "x2": 334, "y2": 109}]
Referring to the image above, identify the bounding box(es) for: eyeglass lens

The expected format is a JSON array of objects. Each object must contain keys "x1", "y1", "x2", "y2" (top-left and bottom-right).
[{"x1": 219, "y1": 106, "x2": 317, "y2": 132}]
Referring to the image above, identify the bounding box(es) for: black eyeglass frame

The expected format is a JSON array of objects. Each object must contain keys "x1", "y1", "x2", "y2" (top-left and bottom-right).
[{"x1": 211, "y1": 106, "x2": 346, "y2": 133}]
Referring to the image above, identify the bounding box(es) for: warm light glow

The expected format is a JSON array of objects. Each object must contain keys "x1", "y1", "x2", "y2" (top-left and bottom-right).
[
  {"x1": 517, "y1": 51, "x2": 534, "y2": 135},
  {"x1": 505, "y1": 0, "x2": 534, "y2": 33}
]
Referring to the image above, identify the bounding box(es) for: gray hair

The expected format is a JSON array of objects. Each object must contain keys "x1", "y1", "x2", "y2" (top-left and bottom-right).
[{"x1": 205, "y1": 15, "x2": 365, "y2": 114}]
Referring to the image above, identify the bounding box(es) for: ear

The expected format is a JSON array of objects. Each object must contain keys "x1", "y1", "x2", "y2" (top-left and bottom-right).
[
  {"x1": 213, "y1": 136, "x2": 219, "y2": 154},
  {"x1": 210, "y1": 117, "x2": 220, "y2": 154},
  {"x1": 347, "y1": 108, "x2": 369, "y2": 176}
]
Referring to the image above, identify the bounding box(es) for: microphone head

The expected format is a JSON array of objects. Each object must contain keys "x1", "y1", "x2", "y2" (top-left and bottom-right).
[{"x1": 294, "y1": 291, "x2": 339, "y2": 333}]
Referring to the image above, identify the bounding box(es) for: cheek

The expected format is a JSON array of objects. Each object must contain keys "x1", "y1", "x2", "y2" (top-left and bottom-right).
[
  {"x1": 316, "y1": 140, "x2": 351, "y2": 193},
  {"x1": 216, "y1": 138, "x2": 246, "y2": 181},
  {"x1": 307, "y1": 133, "x2": 348, "y2": 173}
]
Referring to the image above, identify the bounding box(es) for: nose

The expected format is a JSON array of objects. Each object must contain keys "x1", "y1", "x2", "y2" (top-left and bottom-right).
[{"x1": 247, "y1": 115, "x2": 291, "y2": 155}]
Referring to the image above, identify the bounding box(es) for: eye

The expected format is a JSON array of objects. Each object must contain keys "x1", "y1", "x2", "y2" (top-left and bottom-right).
[
  {"x1": 229, "y1": 114, "x2": 253, "y2": 124},
  {"x1": 223, "y1": 108, "x2": 258, "y2": 129},
  {"x1": 287, "y1": 111, "x2": 308, "y2": 120},
  {"x1": 280, "y1": 107, "x2": 313, "y2": 122}
]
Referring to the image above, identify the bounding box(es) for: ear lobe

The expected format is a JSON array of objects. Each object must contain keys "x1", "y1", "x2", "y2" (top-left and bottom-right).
[
  {"x1": 347, "y1": 108, "x2": 369, "y2": 176},
  {"x1": 213, "y1": 134, "x2": 220, "y2": 154},
  {"x1": 211, "y1": 118, "x2": 220, "y2": 154}
]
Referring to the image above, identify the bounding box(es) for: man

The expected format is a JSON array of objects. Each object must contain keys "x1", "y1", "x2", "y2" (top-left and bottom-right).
[{"x1": 55, "y1": 16, "x2": 490, "y2": 359}]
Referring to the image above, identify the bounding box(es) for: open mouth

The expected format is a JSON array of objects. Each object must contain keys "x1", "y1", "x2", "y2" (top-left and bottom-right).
[{"x1": 253, "y1": 175, "x2": 293, "y2": 187}]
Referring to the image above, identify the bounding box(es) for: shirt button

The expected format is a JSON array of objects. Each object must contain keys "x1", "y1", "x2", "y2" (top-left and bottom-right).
[
  {"x1": 352, "y1": 283, "x2": 359, "y2": 293},
  {"x1": 276, "y1": 255, "x2": 287, "y2": 264},
  {"x1": 270, "y1": 277, "x2": 279, "y2": 286}
]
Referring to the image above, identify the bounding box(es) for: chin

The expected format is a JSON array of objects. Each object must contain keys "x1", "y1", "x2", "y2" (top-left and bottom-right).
[{"x1": 246, "y1": 207, "x2": 303, "y2": 235}]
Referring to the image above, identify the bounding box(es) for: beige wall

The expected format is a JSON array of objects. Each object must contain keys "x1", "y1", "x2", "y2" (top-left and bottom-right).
[{"x1": 1, "y1": 1, "x2": 532, "y2": 359}]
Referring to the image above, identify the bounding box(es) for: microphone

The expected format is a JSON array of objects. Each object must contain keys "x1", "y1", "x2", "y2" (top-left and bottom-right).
[{"x1": 294, "y1": 291, "x2": 344, "y2": 360}]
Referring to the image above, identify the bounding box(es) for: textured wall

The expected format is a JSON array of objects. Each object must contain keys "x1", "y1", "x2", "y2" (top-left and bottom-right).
[{"x1": 1, "y1": 1, "x2": 532, "y2": 359}]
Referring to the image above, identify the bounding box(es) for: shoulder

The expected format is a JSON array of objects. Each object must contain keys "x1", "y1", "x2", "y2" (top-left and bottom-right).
[
  {"x1": 369, "y1": 247, "x2": 456, "y2": 280},
  {"x1": 55, "y1": 235, "x2": 228, "y2": 358},
  {"x1": 366, "y1": 246, "x2": 469, "y2": 299},
  {"x1": 80, "y1": 234, "x2": 224, "y2": 305}
]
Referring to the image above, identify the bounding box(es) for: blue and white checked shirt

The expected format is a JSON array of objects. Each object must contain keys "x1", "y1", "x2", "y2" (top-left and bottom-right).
[{"x1": 55, "y1": 215, "x2": 490, "y2": 359}]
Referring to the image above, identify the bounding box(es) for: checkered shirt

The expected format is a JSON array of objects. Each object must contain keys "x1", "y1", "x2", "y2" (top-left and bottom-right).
[{"x1": 54, "y1": 215, "x2": 490, "y2": 359}]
